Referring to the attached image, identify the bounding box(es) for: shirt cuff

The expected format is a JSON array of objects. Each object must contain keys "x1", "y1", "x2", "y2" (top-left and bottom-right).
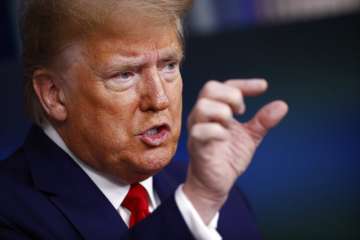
[{"x1": 174, "y1": 184, "x2": 222, "y2": 240}]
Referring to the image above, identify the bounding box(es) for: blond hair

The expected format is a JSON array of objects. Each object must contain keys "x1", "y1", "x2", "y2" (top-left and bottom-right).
[{"x1": 20, "y1": 0, "x2": 192, "y2": 125}]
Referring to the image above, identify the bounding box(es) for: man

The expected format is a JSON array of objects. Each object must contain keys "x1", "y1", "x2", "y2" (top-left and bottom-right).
[{"x1": 0, "y1": 0, "x2": 288, "y2": 239}]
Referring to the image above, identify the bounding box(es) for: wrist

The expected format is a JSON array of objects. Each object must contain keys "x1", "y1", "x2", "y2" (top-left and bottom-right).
[{"x1": 183, "y1": 178, "x2": 228, "y2": 224}]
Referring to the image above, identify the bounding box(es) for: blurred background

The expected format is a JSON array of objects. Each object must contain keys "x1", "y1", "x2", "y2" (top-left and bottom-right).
[{"x1": 1, "y1": 0, "x2": 359, "y2": 239}]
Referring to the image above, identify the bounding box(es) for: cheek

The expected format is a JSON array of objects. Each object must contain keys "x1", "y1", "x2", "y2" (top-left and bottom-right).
[
  {"x1": 170, "y1": 79, "x2": 183, "y2": 120},
  {"x1": 91, "y1": 97, "x2": 138, "y2": 144},
  {"x1": 68, "y1": 82, "x2": 139, "y2": 145},
  {"x1": 167, "y1": 80, "x2": 183, "y2": 141}
]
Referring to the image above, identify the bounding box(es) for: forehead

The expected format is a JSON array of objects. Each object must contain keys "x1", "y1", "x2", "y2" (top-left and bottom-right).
[
  {"x1": 54, "y1": 16, "x2": 184, "y2": 76},
  {"x1": 77, "y1": 21, "x2": 183, "y2": 66},
  {"x1": 76, "y1": 10, "x2": 183, "y2": 60}
]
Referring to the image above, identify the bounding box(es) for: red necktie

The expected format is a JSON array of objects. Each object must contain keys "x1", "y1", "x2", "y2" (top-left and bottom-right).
[{"x1": 121, "y1": 183, "x2": 150, "y2": 228}]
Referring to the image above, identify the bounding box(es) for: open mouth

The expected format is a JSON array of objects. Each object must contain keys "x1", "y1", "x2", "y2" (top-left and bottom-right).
[{"x1": 138, "y1": 124, "x2": 170, "y2": 147}]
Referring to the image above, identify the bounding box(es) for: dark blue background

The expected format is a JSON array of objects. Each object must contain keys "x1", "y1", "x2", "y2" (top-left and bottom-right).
[{"x1": 1, "y1": 1, "x2": 359, "y2": 239}]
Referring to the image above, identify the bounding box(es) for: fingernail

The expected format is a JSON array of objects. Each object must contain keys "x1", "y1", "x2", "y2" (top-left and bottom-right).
[
  {"x1": 244, "y1": 79, "x2": 266, "y2": 87},
  {"x1": 270, "y1": 101, "x2": 288, "y2": 117}
]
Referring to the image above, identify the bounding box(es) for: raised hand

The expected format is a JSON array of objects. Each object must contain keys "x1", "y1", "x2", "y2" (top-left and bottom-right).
[{"x1": 183, "y1": 79, "x2": 288, "y2": 224}]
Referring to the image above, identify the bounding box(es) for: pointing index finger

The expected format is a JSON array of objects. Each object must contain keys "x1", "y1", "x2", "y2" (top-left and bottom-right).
[{"x1": 225, "y1": 79, "x2": 268, "y2": 97}]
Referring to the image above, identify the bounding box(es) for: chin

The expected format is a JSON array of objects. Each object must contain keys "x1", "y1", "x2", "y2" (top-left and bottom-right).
[
  {"x1": 135, "y1": 146, "x2": 174, "y2": 174},
  {"x1": 110, "y1": 141, "x2": 178, "y2": 183},
  {"x1": 141, "y1": 151, "x2": 173, "y2": 171},
  {"x1": 123, "y1": 159, "x2": 171, "y2": 184}
]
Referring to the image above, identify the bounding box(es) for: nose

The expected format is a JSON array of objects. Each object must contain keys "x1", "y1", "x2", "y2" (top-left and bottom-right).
[{"x1": 139, "y1": 68, "x2": 170, "y2": 112}]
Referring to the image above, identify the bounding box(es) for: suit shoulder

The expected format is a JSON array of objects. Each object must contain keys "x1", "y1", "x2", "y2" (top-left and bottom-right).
[
  {"x1": 0, "y1": 147, "x2": 34, "y2": 210},
  {"x1": 0, "y1": 147, "x2": 30, "y2": 182}
]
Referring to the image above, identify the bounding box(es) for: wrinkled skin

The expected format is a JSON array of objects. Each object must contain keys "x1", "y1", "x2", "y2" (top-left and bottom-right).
[
  {"x1": 183, "y1": 80, "x2": 288, "y2": 223},
  {"x1": 33, "y1": 15, "x2": 288, "y2": 225},
  {"x1": 48, "y1": 25, "x2": 184, "y2": 184}
]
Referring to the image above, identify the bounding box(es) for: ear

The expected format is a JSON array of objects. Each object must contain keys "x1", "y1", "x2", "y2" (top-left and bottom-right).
[{"x1": 32, "y1": 69, "x2": 68, "y2": 122}]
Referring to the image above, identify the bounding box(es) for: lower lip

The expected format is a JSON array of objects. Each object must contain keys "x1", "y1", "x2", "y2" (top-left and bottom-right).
[{"x1": 139, "y1": 128, "x2": 170, "y2": 147}]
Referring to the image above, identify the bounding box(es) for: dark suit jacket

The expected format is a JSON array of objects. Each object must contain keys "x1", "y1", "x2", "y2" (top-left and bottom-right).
[{"x1": 0, "y1": 126, "x2": 262, "y2": 239}]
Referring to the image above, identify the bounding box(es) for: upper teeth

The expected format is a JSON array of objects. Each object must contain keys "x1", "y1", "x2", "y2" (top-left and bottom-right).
[{"x1": 145, "y1": 128, "x2": 158, "y2": 136}]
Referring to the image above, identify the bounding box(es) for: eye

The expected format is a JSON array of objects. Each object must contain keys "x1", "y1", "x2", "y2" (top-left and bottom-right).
[
  {"x1": 163, "y1": 62, "x2": 179, "y2": 73},
  {"x1": 118, "y1": 71, "x2": 135, "y2": 81},
  {"x1": 107, "y1": 71, "x2": 136, "y2": 84},
  {"x1": 104, "y1": 70, "x2": 137, "y2": 91},
  {"x1": 166, "y1": 62, "x2": 176, "y2": 70}
]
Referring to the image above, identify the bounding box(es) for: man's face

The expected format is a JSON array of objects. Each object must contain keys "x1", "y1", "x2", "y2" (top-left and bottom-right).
[{"x1": 56, "y1": 24, "x2": 183, "y2": 183}]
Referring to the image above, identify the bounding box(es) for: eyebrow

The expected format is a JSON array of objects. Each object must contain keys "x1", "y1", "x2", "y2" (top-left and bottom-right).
[{"x1": 102, "y1": 47, "x2": 184, "y2": 71}]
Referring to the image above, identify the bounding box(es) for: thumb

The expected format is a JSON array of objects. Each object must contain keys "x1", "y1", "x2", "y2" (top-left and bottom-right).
[{"x1": 244, "y1": 100, "x2": 288, "y2": 143}]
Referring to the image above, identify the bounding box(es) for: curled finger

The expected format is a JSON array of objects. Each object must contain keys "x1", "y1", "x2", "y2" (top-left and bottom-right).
[
  {"x1": 199, "y1": 80, "x2": 246, "y2": 114},
  {"x1": 190, "y1": 122, "x2": 229, "y2": 142},
  {"x1": 187, "y1": 98, "x2": 233, "y2": 129}
]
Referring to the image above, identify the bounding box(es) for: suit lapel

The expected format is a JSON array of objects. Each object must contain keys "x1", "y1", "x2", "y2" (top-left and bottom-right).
[
  {"x1": 153, "y1": 162, "x2": 184, "y2": 202},
  {"x1": 25, "y1": 126, "x2": 128, "y2": 240}
]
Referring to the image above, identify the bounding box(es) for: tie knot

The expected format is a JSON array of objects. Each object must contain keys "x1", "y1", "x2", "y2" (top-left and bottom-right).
[
  {"x1": 121, "y1": 183, "x2": 150, "y2": 226},
  {"x1": 121, "y1": 183, "x2": 150, "y2": 227}
]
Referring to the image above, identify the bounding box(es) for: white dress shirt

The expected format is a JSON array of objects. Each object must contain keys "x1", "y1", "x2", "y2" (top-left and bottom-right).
[{"x1": 43, "y1": 125, "x2": 221, "y2": 240}]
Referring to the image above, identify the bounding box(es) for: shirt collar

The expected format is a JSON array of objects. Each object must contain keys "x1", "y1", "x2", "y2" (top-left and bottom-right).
[{"x1": 42, "y1": 124, "x2": 158, "y2": 210}]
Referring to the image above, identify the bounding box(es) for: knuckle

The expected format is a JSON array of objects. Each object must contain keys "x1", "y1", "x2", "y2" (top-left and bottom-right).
[
  {"x1": 190, "y1": 123, "x2": 229, "y2": 142},
  {"x1": 224, "y1": 79, "x2": 235, "y2": 85},
  {"x1": 203, "y1": 80, "x2": 220, "y2": 95},
  {"x1": 233, "y1": 89, "x2": 243, "y2": 102},
  {"x1": 196, "y1": 98, "x2": 209, "y2": 113},
  {"x1": 210, "y1": 124, "x2": 222, "y2": 134},
  {"x1": 220, "y1": 105, "x2": 232, "y2": 118},
  {"x1": 190, "y1": 124, "x2": 202, "y2": 139},
  {"x1": 226, "y1": 88, "x2": 242, "y2": 106},
  {"x1": 224, "y1": 79, "x2": 231, "y2": 85}
]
